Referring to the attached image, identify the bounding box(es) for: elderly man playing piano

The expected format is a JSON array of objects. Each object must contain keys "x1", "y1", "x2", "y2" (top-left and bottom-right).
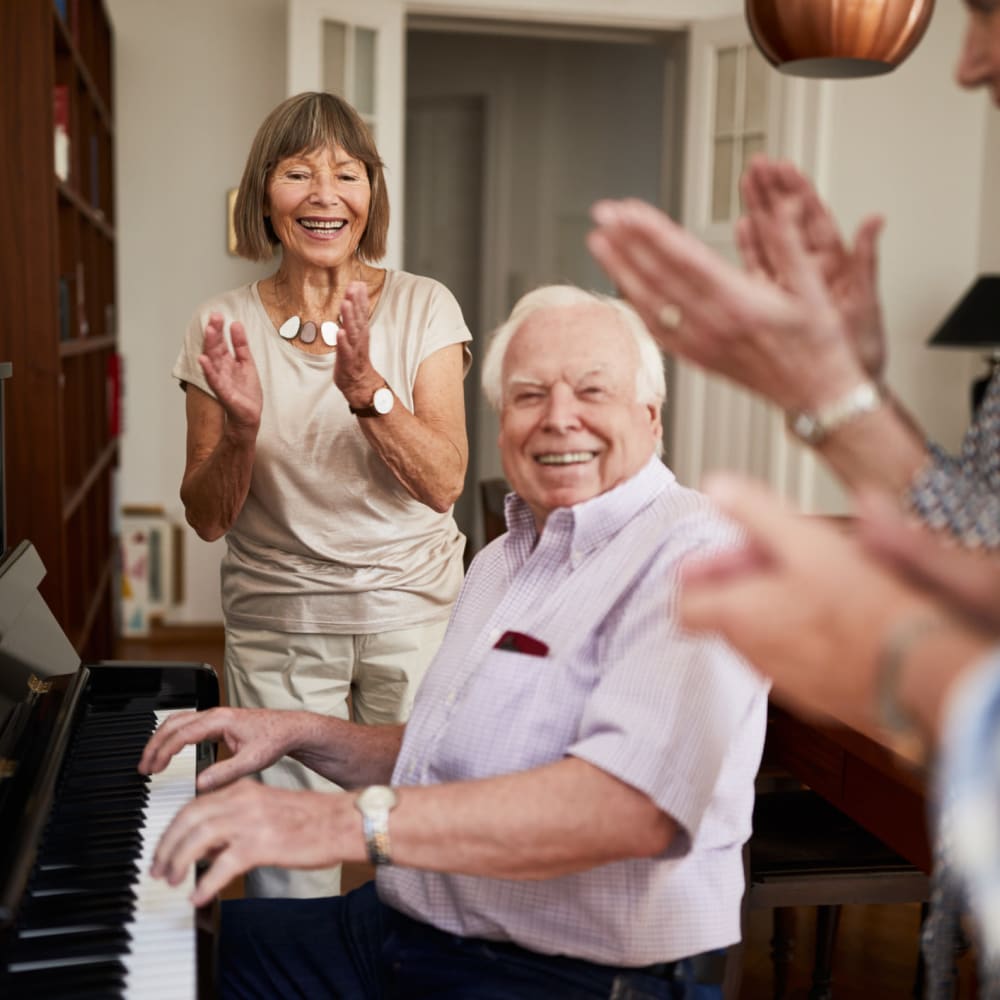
[{"x1": 140, "y1": 285, "x2": 767, "y2": 1000}]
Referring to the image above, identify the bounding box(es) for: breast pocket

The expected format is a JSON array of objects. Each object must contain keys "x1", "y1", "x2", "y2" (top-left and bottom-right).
[{"x1": 434, "y1": 646, "x2": 589, "y2": 779}]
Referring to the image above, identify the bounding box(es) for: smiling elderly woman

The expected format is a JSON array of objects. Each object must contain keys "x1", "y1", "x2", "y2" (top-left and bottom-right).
[{"x1": 171, "y1": 92, "x2": 472, "y2": 900}]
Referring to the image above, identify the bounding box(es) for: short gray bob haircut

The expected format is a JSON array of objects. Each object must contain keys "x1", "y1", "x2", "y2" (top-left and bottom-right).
[
  {"x1": 233, "y1": 92, "x2": 389, "y2": 262},
  {"x1": 480, "y1": 285, "x2": 666, "y2": 412}
]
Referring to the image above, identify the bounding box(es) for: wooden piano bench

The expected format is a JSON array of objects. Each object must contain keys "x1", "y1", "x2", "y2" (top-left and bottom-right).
[{"x1": 735, "y1": 788, "x2": 931, "y2": 1000}]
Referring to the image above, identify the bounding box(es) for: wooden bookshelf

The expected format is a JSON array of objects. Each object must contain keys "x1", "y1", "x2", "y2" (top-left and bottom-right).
[{"x1": 0, "y1": 0, "x2": 118, "y2": 662}]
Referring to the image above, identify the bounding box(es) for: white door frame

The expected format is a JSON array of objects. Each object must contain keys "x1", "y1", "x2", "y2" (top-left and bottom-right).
[{"x1": 287, "y1": 0, "x2": 407, "y2": 268}]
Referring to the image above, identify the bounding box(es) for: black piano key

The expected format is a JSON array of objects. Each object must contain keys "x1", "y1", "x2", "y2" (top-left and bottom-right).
[
  {"x1": 18, "y1": 894, "x2": 135, "y2": 930},
  {"x1": 63, "y1": 772, "x2": 151, "y2": 794},
  {"x1": 9, "y1": 925, "x2": 131, "y2": 963},
  {"x1": 51, "y1": 798, "x2": 148, "y2": 819},
  {"x1": 31, "y1": 862, "x2": 140, "y2": 893},
  {"x1": 43, "y1": 814, "x2": 147, "y2": 840},
  {"x1": 2, "y1": 958, "x2": 128, "y2": 1000}
]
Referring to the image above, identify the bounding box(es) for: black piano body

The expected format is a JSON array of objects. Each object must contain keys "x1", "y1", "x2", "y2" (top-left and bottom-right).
[{"x1": 0, "y1": 539, "x2": 219, "y2": 998}]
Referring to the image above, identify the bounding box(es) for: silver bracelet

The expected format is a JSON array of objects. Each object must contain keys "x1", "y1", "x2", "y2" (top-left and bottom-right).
[
  {"x1": 875, "y1": 613, "x2": 943, "y2": 765},
  {"x1": 786, "y1": 381, "x2": 883, "y2": 446}
]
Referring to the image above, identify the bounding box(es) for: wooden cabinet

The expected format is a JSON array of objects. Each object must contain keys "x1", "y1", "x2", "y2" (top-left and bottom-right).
[{"x1": 0, "y1": 0, "x2": 117, "y2": 662}]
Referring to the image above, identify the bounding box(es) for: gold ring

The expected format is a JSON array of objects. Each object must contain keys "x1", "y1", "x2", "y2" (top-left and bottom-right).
[{"x1": 657, "y1": 303, "x2": 682, "y2": 330}]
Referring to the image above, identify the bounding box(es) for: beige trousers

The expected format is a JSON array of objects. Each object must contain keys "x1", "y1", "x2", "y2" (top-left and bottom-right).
[{"x1": 223, "y1": 619, "x2": 449, "y2": 899}]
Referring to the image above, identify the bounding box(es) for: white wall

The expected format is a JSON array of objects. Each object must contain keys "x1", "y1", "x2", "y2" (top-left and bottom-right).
[{"x1": 109, "y1": 0, "x2": 286, "y2": 623}]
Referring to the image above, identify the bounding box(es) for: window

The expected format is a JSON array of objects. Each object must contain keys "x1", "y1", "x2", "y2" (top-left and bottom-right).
[
  {"x1": 710, "y1": 44, "x2": 769, "y2": 224},
  {"x1": 323, "y1": 22, "x2": 378, "y2": 137}
]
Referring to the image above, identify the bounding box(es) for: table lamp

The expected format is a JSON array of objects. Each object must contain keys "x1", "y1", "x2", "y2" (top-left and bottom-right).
[
  {"x1": 927, "y1": 275, "x2": 1000, "y2": 415},
  {"x1": 746, "y1": 0, "x2": 935, "y2": 79}
]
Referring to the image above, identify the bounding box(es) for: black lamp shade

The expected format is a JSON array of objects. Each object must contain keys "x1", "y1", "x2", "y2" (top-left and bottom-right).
[{"x1": 927, "y1": 275, "x2": 1000, "y2": 349}]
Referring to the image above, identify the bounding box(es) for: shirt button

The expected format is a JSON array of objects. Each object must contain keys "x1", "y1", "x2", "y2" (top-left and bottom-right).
[{"x1": 489, "y1": 629, "x2": 501, "y2": 645}]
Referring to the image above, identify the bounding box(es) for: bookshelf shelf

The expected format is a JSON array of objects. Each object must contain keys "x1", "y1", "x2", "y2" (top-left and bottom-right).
[
  {"x1": 0, "y1": 0, "x2": 118, "y2": 662},
  {"x1": 59, "y1": 334, "x2": 117, "y2": 359},
  {"x1": 57, "y1": 182, "x2": 116, "y2": 239},
  {"x1": 63, "y1": 439, "x2": 117, "y2": 523}
]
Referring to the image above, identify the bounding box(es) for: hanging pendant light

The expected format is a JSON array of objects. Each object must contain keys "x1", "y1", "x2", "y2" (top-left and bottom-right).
[{"x1": 746, "y1": 0, "x2": 936, "y2": 79}]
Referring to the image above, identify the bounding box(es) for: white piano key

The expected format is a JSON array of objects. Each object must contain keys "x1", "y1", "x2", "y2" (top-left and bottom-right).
[{"x1": 120, "y1": 709, "x2": 198, "y2": 1000}]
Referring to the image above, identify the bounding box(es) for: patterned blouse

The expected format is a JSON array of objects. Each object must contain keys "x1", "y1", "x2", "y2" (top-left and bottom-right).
[
  {"x1": 910, "y1": 368, "x2": 1000, "y2": 995},
  {"x1": 908, "y1": 367, "x2": 1000, "y2": 547}
]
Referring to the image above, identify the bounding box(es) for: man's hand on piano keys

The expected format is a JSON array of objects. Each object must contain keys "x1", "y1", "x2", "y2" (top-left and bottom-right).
[
  {"x1": 139, "y1": 706, "x2": 310, "y2": 791},
  {"x1": 150, "y1": 778, "x2": 367, "y2": 906}
]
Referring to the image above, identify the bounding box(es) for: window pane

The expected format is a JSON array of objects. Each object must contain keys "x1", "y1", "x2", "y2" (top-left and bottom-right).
[
  {"x1": 744, "y1": 47, "x2": 769, "y2": 133},
  {"x1": 322, "y1": 20, "x2": 347, "y2": 97},
  {"x1": 354, "y1": 27, "x2": 376, "y2": 116},
  {"x1": 711, "y1": 137, "x2": 734, "y2": 223},
  {"x1": 714, "y1": 47, "x2": 738, "y2": 135},
  {"x1": 739, "y1": 134, "x2": 766, "y2": 208}
]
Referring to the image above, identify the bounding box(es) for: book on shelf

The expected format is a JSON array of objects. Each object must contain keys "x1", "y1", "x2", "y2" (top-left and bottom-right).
[
  {"x1": 89, "y1": 135, "x2": 100, "y2": 211},
  {"x1": 106, "y1": 352, "x2": 122, "y2": 438},
  {"x1": 53, "y1": 84, "x2": 69, "y2": 182},
  {"x1": 57, "y1": 276, "x2": 72, "y2": 341},
  {"x1": 75, "y1": 261, "x2": 89, "y2": 336},
  {"x1": 53, "y1": 0, "x2": 68, "y2": 25}
]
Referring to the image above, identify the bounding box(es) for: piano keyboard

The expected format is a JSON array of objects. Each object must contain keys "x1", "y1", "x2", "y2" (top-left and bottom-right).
[{"x1": 1, "y1": 705, "x2": 198, "y2": 999}]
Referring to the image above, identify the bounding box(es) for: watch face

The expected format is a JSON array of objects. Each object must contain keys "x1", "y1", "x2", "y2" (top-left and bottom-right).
[
  {"x1": 373, "y1": 387, "x2": 394, "y2": 415},
  {"x1": 359, "y1": 785, "x2": 397, "y2": 812}
]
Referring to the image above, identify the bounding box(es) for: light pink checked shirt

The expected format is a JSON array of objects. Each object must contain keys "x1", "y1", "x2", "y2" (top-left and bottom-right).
[{"x1": 378, "y1": 457, "x2": 768, "y2": 965}]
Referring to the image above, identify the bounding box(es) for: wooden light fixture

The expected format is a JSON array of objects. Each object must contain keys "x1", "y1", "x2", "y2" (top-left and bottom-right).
[{"x1": 746, "y1": 0, "x2": 936, "y2": 78}]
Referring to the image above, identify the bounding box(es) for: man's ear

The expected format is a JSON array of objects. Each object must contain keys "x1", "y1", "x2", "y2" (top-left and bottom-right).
[{"x1": 647, "y1": 402, "x2": 663, "y2": 439}]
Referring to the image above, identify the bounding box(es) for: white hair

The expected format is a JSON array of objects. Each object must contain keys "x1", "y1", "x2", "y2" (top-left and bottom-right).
[{"x1": 481, "y1": 285, "x2": 667, "y2": 413}]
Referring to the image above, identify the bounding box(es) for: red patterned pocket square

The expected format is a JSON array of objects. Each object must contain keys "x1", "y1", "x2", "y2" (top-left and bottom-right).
[{"x1": 493, "y1": 631, "x2": 549, "y2": 657}]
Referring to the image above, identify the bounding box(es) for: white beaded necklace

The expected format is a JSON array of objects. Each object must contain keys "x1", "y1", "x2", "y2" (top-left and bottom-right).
[
  {"x1": 277, "y1": 315, "x2": 339, "y2": 346},
  {"x1": 272, "y1": 264, "x2": 364, "y2": 347}
]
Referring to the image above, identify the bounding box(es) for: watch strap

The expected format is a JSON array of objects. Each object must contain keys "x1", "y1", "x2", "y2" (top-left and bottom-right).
[
  {"x1": 349, "y1": 384, "x2": 393, "y2": 418},
  {"x1": 361, "y1": 814, "x2": 393, "y2": 866}
]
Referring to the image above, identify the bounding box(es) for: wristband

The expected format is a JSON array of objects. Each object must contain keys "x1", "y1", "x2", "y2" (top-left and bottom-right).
[
  {"x1": 875, "y1": 613, "x2": 942, "y2": 765},
  {"x1": 786, "y1": 381, "x2": 883, "y2": 446}
]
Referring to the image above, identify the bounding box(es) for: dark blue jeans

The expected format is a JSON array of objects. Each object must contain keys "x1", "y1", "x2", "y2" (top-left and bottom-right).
[{"x1": 219, "y1": 881, "x2": 724, "y2": 999}]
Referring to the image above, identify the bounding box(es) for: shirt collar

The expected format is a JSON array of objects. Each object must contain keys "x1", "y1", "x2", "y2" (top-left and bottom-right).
[{"x1": 503, "y1": 455, "x2": 674, "y2": 556}]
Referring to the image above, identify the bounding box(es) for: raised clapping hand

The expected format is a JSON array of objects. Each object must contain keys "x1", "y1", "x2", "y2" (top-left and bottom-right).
[
  {"x1": 198, "y1": 314, "x2": 263, "y2": 439},
  {"x1": 587, "y1": 162, "x2": 871, "y2": 414},
  {"x1": 677, "y1": 473, "x2": 945, "y2": 732},
  {"x1": 737, "y1": 158, "x2": 886, "y2": 382},
  {"x1": 334, "y1": 281, "x2": 384, "y2": 406}
]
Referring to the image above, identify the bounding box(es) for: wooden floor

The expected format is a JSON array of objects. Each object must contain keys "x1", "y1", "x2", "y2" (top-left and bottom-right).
[{"x1": 115, "y1": 630, "x2": 980, "y2": 998}]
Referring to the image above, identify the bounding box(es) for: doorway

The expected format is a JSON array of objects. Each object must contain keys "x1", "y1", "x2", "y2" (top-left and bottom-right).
[{"x1": 404, "y1": 23, "x2": 681, "y2": 551}]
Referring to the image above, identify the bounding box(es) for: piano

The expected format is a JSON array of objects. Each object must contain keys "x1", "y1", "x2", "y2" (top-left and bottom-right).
[
  {"x1": 764, "y1": 703, "x2": 931, "y2": 872},
  {"x1": 0, "y1": 539, "x2": 219, "y2": 998}
]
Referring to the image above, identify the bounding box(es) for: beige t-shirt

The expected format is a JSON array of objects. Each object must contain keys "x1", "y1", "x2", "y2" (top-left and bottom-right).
[{"x1": 172, "y1": 270, "x2": 472, "y2": 633}]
